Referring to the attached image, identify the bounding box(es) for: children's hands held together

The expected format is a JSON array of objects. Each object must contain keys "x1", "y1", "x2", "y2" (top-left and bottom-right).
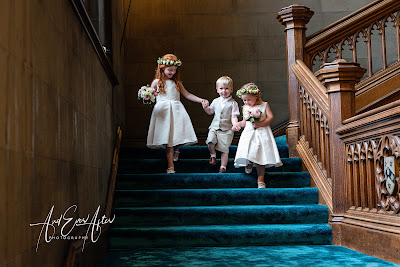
[
  {"x1": 232, "y1": 123, "x2": 241, "y2": 132},
  {"x1": 201, "y1": 99, "x2": 209, "y2": 109}
]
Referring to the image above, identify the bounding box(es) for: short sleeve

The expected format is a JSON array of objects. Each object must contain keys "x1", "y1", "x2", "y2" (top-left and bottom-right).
[
  {"x1": 209, "y1": 99, "x2": 216, "y2": 114},
  {"x1": 231, "y1": 101, "x2": 240, "y2": 116}
]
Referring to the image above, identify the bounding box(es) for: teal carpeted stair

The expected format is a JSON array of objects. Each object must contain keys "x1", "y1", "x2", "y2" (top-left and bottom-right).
[{"x1": 97, "y1": 136, "x2": 397, "y2": 266}]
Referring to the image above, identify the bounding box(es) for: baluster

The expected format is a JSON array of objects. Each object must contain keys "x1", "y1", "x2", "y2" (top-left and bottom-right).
[
  {"x1": 307, "y1": 96, "x2": 312, "y2": 142},
  {"x1": 381, "y1": 19, "x2": 387, "y2": 69},
  {"x1": 366, "y1": 141, "x2": 374, "y2": 210},
  {"x1": 302, "y1": 90, "x2": 308, "y2": 138},
  {"x1": 310, "y1": 100, "x2": 316, "y2": 153},
  {"x1": 369, "y1": 140, "x2": 378, "y2": 211},
  {"x1": 299, "y1": 87, "x2": 305, "y2": 136},
  {"x1": 315, "y1": 109, "x2": 321, "y2": 165},
  {"x1": 347, "y1": 145, "x2": 355, "y2": 209},
  {"x1": 366, "y1": 29, "x2": 373, "y2": 77},
  {"x1": 397, "y1": 12, "x2": 400, "y2": 62},
  {"x1": 360, "y1": 143, "x2": 367, "y2": 210},
  {"x1": 352, "y1": 34, "x2": 358, "y2": 62},
  {"x1": 319, "y1": 114, "x2": 325, "y2": 170},
  {"x1": 325, "y1": 124, "x2": 330, "y2": 178},
  {"x1": 353, "y1": 144, "x2": 361, "y2": 209}
]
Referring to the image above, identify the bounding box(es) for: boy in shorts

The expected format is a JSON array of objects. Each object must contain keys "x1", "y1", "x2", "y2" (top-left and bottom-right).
[{"x1": 203, "y1": 76, "x2": 240, "y2": 173}]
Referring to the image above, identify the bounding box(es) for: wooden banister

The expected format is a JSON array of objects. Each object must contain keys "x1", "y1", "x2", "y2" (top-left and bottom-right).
[
  {"x1": 304, "y1": 0, "x2": 400, "y2": 87},
  {"x1": 292, "y1": 60, "x2": 328, "y2": 114},
  {"x1": 291, "y1": 59, "x2": 332, "y2": 213},
  {"x1": 305, "y1": 0, "x2": 400, "y2": 55},
  {"x1": 280, "y1": 2, "x2": 400, "y2": 263}
]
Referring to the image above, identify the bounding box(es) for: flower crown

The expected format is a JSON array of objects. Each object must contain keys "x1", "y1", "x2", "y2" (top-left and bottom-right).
[
  {"x1": 157, "y1": 57, "x2": 182, "y2": 67},
  {"x1": 236, "y1": 86, "x2": 262, "y2": 98}
]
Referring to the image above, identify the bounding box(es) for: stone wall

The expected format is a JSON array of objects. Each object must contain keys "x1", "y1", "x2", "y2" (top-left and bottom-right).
[
  {"x1": 0, "y1": 0, "x2": 126, "y2": 265},
  {"x1": 124, "y1": 0, "x2": 374, "y2": 145}
]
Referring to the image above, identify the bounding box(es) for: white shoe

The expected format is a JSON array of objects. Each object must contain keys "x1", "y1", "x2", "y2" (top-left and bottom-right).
[
  {"x1": 166, "y1": 167, "x2": 176, "y2": 174},
  {"x1": 245, "y1": 164, "x2": 253, "y2": 174},
  {"x1": 258, "y1": 182, "x2": 266, "y2": 189},
  {"x1": 173, "y1": 151, "x2": 180, "y2": 162}
]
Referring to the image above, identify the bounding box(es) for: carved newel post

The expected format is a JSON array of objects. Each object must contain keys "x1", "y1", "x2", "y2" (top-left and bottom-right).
[
  {"x1": 316, "y1": 59, "x2": 366, "y2": 244},
  {"x1": 277, "y1": 5, "x2": 314, "y2": 157}
]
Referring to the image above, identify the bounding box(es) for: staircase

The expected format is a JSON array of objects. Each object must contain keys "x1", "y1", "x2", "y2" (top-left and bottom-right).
[{"x1": 97, "y1": 136, "x2": 396, "y2": 266}]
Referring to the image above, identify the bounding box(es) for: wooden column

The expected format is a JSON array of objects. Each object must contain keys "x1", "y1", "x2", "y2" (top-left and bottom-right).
[
  {"x1": 316, "y1": 59, "x2": 366, "y2": 244},
  {"x1": 277, "y1": 5, "x2": 314, "y2": 157}
]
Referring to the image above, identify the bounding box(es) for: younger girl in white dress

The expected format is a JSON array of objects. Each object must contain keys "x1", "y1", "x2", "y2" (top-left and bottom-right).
[
  {"x1": 147, "y1": 54, "x2": 209, "y2": 174},
  {"x1": 232, "y1": 83, "x2": 282, "y2": 188}
]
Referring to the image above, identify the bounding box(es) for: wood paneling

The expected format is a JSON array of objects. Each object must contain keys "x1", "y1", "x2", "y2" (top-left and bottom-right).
[{"x1": 1, "y1": 0, "x2": 126, "y2": 266}]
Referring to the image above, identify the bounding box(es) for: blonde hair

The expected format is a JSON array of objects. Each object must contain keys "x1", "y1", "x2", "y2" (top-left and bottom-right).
[
  {"x1": 240, "y1": 83, "x2": 264, "y2": 105},
  {"x1": 154, "y1": 54, "x2": 183, "y2": 94},
  {"x1": 216, "y1": 76, "x2": 233, "y2": 87}
]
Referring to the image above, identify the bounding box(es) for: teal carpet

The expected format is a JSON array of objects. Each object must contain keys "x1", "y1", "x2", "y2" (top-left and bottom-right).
[{"x1": 97, "y1": 136, "x2": 397, "y2": 266}]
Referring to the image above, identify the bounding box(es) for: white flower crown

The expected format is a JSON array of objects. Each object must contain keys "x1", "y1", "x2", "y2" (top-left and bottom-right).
[
  {"x1": 157, "y1": 57, "x2": 182, "y2": 67},
  {"x1": 236, "y1": 87, "x2": 262, "y2": 98}
]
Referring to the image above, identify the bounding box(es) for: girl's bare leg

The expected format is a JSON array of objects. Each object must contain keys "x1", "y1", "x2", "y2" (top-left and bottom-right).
[
  {"x1": 173, "y1": 146, "x2": 180, "y2": 161},
  {"x1": 256, "y1": 164, "x2": 265, "y2": 183},
  {"x1": 166, "y1": 146, "x2": 174, "y2": 169},
  {"x1": 256, "y1": 164, "x2": 266, "y2": 188}
]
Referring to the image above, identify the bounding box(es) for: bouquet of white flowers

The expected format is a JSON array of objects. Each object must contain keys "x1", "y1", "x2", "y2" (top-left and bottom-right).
[
  {"x1": 243, "y1": 106, "x2": 262, "y2": 122},
  {"x1": 138, "y1": 85, "x2": 158, "y2": 105}
]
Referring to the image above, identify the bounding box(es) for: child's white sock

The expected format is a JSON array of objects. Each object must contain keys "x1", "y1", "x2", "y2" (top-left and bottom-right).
[
  {"x1": 210, "y1": 153, "x2": 216, "y2": 158},
  {"x1": 220, "y1": 165, "x2": 226, "y2": 170}
]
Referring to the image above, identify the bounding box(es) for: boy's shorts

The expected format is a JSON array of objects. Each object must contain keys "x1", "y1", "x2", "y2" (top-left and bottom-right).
[{"x1": 206, "y1": 128, "x2": 234, "y2": 154}]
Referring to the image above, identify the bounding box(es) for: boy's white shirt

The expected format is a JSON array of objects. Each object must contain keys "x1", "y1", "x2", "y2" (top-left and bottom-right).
[{"x1": 209, "y1": 96, "x2": 240, "y2": 116}]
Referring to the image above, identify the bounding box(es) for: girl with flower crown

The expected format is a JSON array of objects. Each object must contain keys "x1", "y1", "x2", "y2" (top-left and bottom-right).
[
  {"x1": 147, "y1": 54, "x2": 209, "y2": 174},
  {"x1": 232, "y1": 83, "x2": 282, "y2": 188}
]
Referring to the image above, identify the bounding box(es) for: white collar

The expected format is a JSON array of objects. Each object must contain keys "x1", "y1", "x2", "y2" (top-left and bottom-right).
[{"x1": 220, "y1": 96, "x2": 232, "y2": 102}]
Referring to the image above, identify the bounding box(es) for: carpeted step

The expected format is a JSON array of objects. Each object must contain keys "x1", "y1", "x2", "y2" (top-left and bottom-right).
[
  {"x1": 112, "y1": 204, "x2": 328, "y2": 227},
  {"x1": 97, "y1": 245, "x2": 399, "y2": 267},
  {"x1": 116, "y1": 172, "x2": 310, "y2": 189},
  {"x1": 113, "y1": 188, "x2": 319, "y2": 207},
  {"x1": 109, "y1": 224, "x2": 332, "y2": 249},
  {"x1": 120, "y1": 144, "x2": 289, "y2": 159},
  {"x1": 117, "y1": 158, "x2": 302, "y2": 174}
]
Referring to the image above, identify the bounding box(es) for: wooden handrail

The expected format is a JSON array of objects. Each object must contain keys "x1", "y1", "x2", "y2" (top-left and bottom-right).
[
  {"x1": 272, "y1": 120, "x2": 289, "y2": 137},
  {"x1": 291, "y1": 60, "x2": 329, "y2": 115},
  {"x1": 337, "y1": 99, "x2": 400, "y2": 134}
]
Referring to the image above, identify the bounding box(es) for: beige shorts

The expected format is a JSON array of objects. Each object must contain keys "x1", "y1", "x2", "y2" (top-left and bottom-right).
[{"x1": 206, "y1": 128, "x2": 234, "y2": 154}]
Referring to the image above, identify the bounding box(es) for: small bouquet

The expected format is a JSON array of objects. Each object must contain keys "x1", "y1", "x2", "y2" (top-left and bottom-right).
[
  {"x1": 243, "y1": 106, "x2": 262, "y2": 122},
  {"x1": 138, "y1": 85, "x2": 158, "y2": 105}
]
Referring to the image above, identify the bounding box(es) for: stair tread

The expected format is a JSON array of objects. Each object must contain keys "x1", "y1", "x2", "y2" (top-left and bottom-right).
[
  {"x1": 115, "y1": 187, "x2": 317, "y2": 193},
  {"x1": 113, "y1": 204, "x2": 326, "y2": 210},
  {"x1": 111, "y1": 223, "x2": 331, "y2": 231},
  {"x1": 97, "y1": 245, "x2": 397, "y2": 267}
]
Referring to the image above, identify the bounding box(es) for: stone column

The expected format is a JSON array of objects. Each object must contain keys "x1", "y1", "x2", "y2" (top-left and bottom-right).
[
  {"x1": 277, "y1": 5, "x2": 314, "y2": 157},
  {"x1": 316, "y1": 59, "x2": 366, "y2": 244}
]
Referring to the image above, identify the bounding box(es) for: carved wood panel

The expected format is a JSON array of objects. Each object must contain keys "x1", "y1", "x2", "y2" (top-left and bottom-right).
[
  {"x1": 375, "y1": 135, "x2": 400, "y2": 213},
  {"x1": 346, "y1": 135, "x2": 400, "y2": 214}
]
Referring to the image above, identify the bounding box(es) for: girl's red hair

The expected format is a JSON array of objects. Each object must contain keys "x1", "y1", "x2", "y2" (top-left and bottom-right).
[{"x1": 154, "y1": 54, "x2": 183, "y2": 94}]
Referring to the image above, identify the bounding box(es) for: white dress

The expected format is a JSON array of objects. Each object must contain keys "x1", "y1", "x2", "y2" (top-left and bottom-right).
[
  {"x1": 234, "y1": 102, "x2": 282, "y2": 168},
  {"x1": 147, "y1": 79, "x2": 198, "y2": 148}
]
